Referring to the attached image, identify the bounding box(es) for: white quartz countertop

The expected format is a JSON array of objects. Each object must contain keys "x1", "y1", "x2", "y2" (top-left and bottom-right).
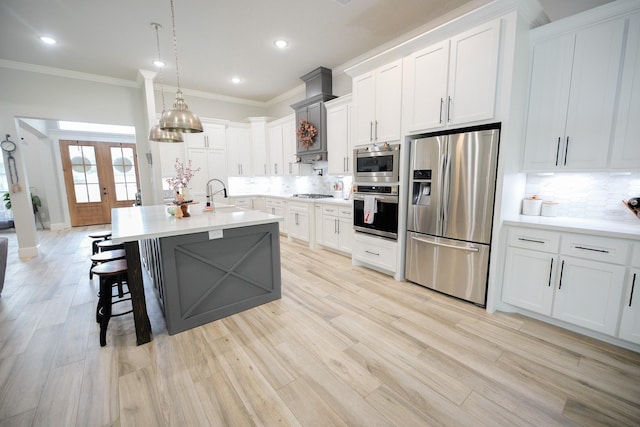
[
  {"x1": 503, "y1": 215, "x2": 640, "y2": 241},
  {"x1": 111, "y1": 204, "x2": 282, "y2": 243}
]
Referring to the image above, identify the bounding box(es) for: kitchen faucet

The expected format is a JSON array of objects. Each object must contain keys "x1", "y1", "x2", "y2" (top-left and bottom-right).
[{"x1": 205, "y1": 178, "x2": 228, "y2": 210}]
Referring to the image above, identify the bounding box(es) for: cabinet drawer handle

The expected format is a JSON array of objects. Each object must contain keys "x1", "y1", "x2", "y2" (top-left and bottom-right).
[
  {"x1": 369, "y1": 121, "x2": 373, "y2": 141},
  {"x1": 630, "y1": 273, "x2": 636, "y2": 307},
  {"x1": 439, "y1": 98, "x2": 444, "y2": 124},
  {"x1": 447, "y1": 96, "x2": 452, "y2": 123},
  {"x1": 374, "y1": 120, "x2": 378, "y2": 141},
  {"x1": 574, "y1": 246, "x2": 610, "y2": 254},
  {"x1": 518, "y1": 237, "x2": 545, "y2": 244},
  {"x1": 563, "y1": 136, "x2": 570, "y2": 166},
  {"x1": 365, "y1": 250, "x2": 380, "y2": 256},
  {"x1": 558, "y1": 260, "x2": 565, "y2": 290},
  {"x1": 555, "y1": 137, "x2": 561, "y2": 166},
  {"x1": 548, "y1": 258, "x2": 554, "y2": 287}
]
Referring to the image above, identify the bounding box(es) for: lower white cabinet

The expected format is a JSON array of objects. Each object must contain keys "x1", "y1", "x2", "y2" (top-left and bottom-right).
[
  {"x1": 265, "y1": 198, "x2": 286, "y2": 234},
  {"x1": 318, "y1": 204, "x2": 353, "y2": 254},
  {"x1": 502, "y1": 247, "x2": 555, "y2": 316},
  {"x1": 502, "y1": 226, "x2": 632, "y2": 338},
  {"x1": 352, "y1": 232, "x2": 397, "y2": 273},
  {"x1": 619, "y1": 243, "x2": 640, "y2": 344},
  {"x1": 551, "y1": 256, "x2": 625, "y2": 335},
  {"x1": 287, "y1": 201, "x2": 310, "y2": 242},
  {"x1": 229, "y1": 197, "x2": 253, "y2": 209}
]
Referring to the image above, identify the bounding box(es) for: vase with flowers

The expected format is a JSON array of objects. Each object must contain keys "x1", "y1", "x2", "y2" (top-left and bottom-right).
[{"x1": 166, "y1": 158, "x2": 200, "y2": 216}]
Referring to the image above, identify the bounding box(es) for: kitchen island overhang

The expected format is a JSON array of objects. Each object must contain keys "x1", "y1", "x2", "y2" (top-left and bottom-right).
[{"x1": 112, "y1": 205, "x2": 283, "y2": 337}]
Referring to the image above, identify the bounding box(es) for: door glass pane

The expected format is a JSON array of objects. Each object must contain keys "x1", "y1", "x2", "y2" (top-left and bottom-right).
[
  {"x1": 111, "y1": 146, "x2": 138, "y2": 201},
  {"x1": 87, "y1": 184, "x2": 101, "y2": 202},
  {"x1": 69, "y1": 145, "x2": 100, "y2": 203}
]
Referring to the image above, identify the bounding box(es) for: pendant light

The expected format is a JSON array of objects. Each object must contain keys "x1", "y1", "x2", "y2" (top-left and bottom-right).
[
  {"x1": 149, "y1": 23, "x2": 184, "y2": 143},
  {"x1": 159, "y1": 0, "x2": 203, "y2": 133}
]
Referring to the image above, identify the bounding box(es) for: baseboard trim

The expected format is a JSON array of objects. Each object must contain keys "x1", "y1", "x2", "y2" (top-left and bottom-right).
[{"x1": 18, "y1": 246, "x2": 39, "y2": 259}]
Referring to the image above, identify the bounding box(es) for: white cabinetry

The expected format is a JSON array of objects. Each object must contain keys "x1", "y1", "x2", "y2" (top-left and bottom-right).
[
  {"x1": 265, "y1": 198, "x2": 286, "y2": 234},
  {"x1": 318, "y1": 204, "x2": 353, "y2": 254},
  {"x1": 184, "y1": 122, "x2": 227, "y2": 150},
  {"x1": 502, "y1": 227, "x2": 630, "y2": 337},
  {"x1": 249, "y1": 118, "x2": 268, "y2": 176},
  {"x1": 611, "y1": 13, "x2": 640, "y2": 170},
  {"x1": 522, "y1": 17, "x2": 625, "y2": 170},
  {"x1": 353, "y1": 59, "x2": 402, "y2": 146},
  {"x1": 352, "y1": 233, "x2": 397, "y2": 274},
  {"x1": 502, "y1": 229, "x2": 559, "y2": 315},
  {"x1": 287, "y1": 201, "x2": 310, "y2": 242},
  {"x1": 619, "y1": 243, "x2": 640, "y2": 344},
  {"x1": 186, "y1": 148, "x2": 228, "y2": 206},
  {"x1": 267, "y1": 116, "x2": 299, "y2": 176},
  {"x1": 326, "y1": 95, "x2": 353, "y2": 175},
  {"x1": 226, "y1": 124, "x2": 252, "y2": 176},
  {"x1": 403, "y1": 19, "x2": 500, "y2": 133},
  {"x1": 229, "y1": 196, "x2": 254, "y2": 210},
  {"x1": 184, "y1": 122, "x2": 229, "y2": 205}
]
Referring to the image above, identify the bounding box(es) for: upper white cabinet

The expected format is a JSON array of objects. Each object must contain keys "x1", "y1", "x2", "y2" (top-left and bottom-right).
[
  {"x1": 326, "y1": 95, "x2": 353, "y2": 175},
  {"x1": 610, "y1": 13, "x2": 640, "y2": 170},
  {"x1": 522, "y1": 17, "x2": 626, "y2": 170},
  {"x1": 184, "y1": 122, "x2": 227, "y2": 150},
  {"x1": 186, "y1": 148, "x2": 228, "y2": 206},
  {"x1": 353, "y1": 59, "x2": 402, "y2": 146},
  {"x1": 267, "y1": 124, "x2": 284, "y2": 176},
  {"x1": 226, "y1": 124, "x2": 252, "y2": 177},
  {"x1": 267, "y1": 116, "x2": 298, "y2": 176},
  {"x1": 250, "y1": 118, "x2": 268, "y2": 177},
  {"x1": 281, "y1": 119, "x2": 300, "y2": 176},
  {"x1": 404, "y1": 20, "x2": 501, "y2": 133}
]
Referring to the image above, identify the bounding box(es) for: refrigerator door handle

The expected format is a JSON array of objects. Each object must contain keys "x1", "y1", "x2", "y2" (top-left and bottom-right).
[
  {"x1": 411, "y1": 235, "x2": 480, "y2": 252},
  {"x1": 440, "y1": 139, "x2": 451, "y2": 234}
]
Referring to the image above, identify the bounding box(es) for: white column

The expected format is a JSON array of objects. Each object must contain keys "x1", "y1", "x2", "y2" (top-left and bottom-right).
[{"x1": 138, "y1": 69, "x2": 163, "y2": 205}]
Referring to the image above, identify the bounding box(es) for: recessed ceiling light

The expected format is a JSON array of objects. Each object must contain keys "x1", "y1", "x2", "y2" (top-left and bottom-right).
[
  {"x1": 153, "y1": 59, "x2": 165, "y2": 68},
  {"x1": 274, "y1": 39, "x2": 288, "y2": 49},
  {"x1": 231, "y1": 76, "x2": 241, "y2": 84},
  {"x1": 40, "y1": 36, "x2": 57, "y2": 45}
]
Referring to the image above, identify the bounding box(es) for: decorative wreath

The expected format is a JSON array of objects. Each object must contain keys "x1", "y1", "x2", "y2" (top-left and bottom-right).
[{"x1": 297, "y1": 119, "x2": 318, "y2": 148}]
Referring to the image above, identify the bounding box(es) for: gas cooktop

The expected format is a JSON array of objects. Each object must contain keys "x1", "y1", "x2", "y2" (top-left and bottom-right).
[{"x1": 291, "y1": 193, "x2": 334, "y2": 199}]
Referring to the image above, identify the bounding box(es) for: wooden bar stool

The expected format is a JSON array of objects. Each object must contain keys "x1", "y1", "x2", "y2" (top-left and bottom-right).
[
  {"x1": 92, "y1": 259, "x2": 132, "y2": 347},
  {"x1": 89, "y1": 230, "x2": 112, "y2": 255},
  {"x1": 96, "y1": 240, "x2": 124, "y2": 253},
  {"x1": 89, "y1": 249, "x2": 125, "y2": 279}
]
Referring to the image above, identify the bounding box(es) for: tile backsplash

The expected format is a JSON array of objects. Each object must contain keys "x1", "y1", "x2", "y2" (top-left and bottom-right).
[
  {"x1": 229, "y1": 174, "x2": 353, "y2": 199},
  {"x1": 525, "y1": 172, "x2": 640, "y2": 223}
]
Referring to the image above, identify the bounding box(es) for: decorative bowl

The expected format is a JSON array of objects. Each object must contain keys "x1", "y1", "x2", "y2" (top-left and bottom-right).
[{"x1": 167, "y1": 206, "x2": 177, "y2": 216}]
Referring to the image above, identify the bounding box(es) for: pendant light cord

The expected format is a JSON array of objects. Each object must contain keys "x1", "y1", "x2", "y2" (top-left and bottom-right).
[
  {"x1": 152, "y1": 23, "x2": 168, "y2": 110},
  {"x1": 169, "y1": 0, "x2": 182, "y2": 91}
]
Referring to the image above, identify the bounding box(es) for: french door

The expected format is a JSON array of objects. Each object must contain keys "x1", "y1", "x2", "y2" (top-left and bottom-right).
[{"x1": 60, "y1": 140, "x2": 140, "y2": 226}]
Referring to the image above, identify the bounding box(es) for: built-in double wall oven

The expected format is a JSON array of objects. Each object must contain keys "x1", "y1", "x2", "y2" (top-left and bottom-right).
[{"x1": 352, "y1": 143, "x2": 400, "y2": 240}]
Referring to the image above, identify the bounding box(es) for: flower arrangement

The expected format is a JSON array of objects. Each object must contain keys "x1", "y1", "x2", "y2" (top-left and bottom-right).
[
  {"x1": 166, "y1": 158, "x2": 200, "y2": 204},
  {"x1": 296, "y1": 119, "x2": 317, "y2": 148}
]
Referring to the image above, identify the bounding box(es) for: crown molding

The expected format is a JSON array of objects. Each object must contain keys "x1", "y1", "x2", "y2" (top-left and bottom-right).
[{"x1": 0, "y1": 59, "x2": 139, "y2": 88}]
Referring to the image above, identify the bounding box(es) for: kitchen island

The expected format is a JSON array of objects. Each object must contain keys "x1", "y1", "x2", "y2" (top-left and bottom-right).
[{"x1": 111, "y1": 204, "x2": 282, "y2": 338}]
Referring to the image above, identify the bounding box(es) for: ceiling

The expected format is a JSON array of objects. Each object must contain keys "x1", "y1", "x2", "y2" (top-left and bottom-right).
[{"x1": 0, "y1": 0, "x2": 613, "y2": 104}]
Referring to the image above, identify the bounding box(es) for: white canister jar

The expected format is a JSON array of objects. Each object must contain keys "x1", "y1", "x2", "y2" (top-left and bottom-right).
[
  {"x1": 522, "y1": 197, "x2": 543, "y2": 216},
  {"x1": 541, "y1": 201, "x2": 559, "y2": 217}
]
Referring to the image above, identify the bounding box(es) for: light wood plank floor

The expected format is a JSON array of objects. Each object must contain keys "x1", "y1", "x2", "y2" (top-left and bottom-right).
[{"x1": 0, "y1": 227, "x2": 639, "y2": 426}]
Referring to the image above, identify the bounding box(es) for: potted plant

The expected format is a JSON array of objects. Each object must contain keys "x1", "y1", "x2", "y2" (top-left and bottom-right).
[{"x1": 2, "y1": 187, "x2": 44, "y2": 228}]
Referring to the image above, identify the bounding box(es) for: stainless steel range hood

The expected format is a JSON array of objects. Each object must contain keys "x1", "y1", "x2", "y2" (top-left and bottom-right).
[{"x1": 290, "y1": 67, "x2": 336, "y2": 163}]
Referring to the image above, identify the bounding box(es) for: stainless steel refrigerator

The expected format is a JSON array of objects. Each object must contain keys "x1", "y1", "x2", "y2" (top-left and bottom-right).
[{"x1": 405, "y1": 125, "x2": 500, "y2": 306}]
